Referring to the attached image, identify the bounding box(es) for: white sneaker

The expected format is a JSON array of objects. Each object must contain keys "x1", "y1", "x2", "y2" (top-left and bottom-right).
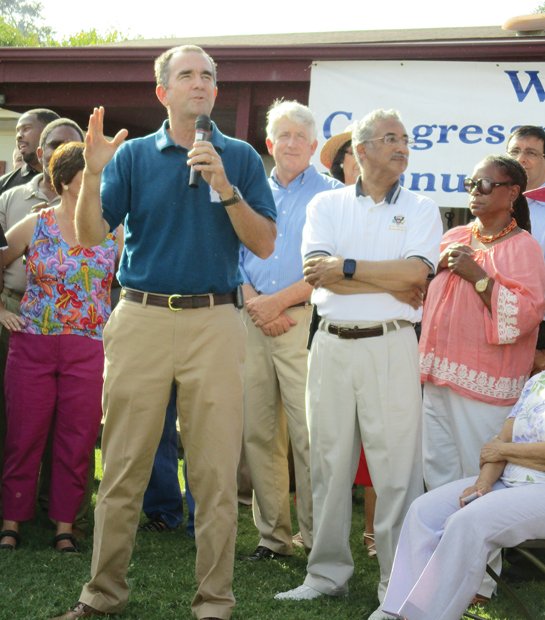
[
  {"x1": 274, "y1": 584, "x2": 323, "y2": 601},
  {"x1": 368, "y1": 606, "x2": 394, "y2": 620}
]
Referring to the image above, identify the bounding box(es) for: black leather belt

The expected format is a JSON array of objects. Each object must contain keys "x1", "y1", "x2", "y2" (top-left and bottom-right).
[
  {"x1": 121, "y1": 288, "x2": 237, "y2": 311},
  {"x1": 327, "y1": 320, "x2": 412, "y2": 339}
]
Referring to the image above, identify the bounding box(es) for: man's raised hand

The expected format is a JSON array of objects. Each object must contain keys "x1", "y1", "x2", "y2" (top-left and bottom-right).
[{"x1": 84, "y1": 106, "x2": 128, "y2": 175}]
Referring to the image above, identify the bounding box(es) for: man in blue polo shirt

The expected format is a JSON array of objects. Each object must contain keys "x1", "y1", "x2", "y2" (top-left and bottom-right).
[
  {"x1": 52, "y1": 45, "x2": 276, "y2": 620},
  {"x1": 240, "y1": 100, "x2": 342, "y2": 561}
]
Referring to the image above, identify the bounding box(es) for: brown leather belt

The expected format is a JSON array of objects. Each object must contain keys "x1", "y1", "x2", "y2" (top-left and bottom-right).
[
  {"x1": 327, "y1": 320, "x2": 413, "y2": 339},
  {"x1": 121, "y1": 288, "x2": 237, "y2": 311}
]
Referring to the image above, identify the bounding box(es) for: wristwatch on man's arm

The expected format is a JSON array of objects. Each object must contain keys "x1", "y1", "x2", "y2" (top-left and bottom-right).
[
  {"x1": 220, "y1": 186, "x2": 243, "y2": 208},
  {"x1": 343, "y1": 258, "x2": 357, "y2": 280}
]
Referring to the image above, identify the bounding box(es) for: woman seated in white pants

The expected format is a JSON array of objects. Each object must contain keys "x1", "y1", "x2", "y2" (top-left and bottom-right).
[{"x1": 370, "y1": 370, "x2": 545, "y2": 620}]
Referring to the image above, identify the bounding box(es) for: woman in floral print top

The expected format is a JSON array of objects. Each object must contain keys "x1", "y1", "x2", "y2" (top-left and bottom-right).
[
  {"x1": 0, "y1": 142, "x2": 122, "y2": 553},
  {"x1": 19, "y1": 206, "x2": 116, "y2": 339}
]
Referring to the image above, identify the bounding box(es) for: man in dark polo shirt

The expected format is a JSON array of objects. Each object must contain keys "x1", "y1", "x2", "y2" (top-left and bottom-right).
[
  {"x1": 0, "y1": 109, "x2": 59, "y2": 195},
  {"x1": 52, "y1": 45, "x2": 276, "y2": 620}
]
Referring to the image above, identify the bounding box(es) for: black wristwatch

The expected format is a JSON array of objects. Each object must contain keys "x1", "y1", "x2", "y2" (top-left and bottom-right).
[
  {"x1": 343, "y1": 258, "x2": 356, "y2": 279},
  {"x1": 220, "y1": 186, "x2": 242, "y2": 207}
]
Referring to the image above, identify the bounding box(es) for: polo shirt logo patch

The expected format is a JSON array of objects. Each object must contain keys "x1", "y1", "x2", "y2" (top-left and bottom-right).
[{"x1": 389, "y1": 215, "x2": 406, "y2": 231}]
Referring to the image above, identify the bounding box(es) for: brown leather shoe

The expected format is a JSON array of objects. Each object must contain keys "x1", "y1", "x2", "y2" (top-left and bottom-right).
[{"x1": 50, "y1": 601, "x2": 106, "y2": 619}]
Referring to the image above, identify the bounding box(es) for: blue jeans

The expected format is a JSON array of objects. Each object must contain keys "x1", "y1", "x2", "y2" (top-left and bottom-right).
[{"x1": 143, "y1": 386, "x2": 194, "y2": 534}]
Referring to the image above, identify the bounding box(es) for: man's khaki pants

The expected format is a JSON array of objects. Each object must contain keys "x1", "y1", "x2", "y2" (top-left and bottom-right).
[
  {"x1": 243, "y1": 305, "x2": 313, "y2": 553},
  {"x1": 80, "y1": 298, "x2": 246, "y2": 620}
]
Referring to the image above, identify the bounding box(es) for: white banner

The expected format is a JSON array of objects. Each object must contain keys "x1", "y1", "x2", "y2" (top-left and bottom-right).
[{"x1": 309, "y1": 60, "x2": 545, "y2": 207}]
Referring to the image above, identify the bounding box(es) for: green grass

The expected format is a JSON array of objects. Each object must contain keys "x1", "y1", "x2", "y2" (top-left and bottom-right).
[{"x1": 0, "y1": 450, "x2": 543, "y2": 620}]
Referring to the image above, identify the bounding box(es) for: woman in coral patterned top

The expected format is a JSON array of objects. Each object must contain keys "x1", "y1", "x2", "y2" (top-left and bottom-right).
[
  {"x1": 420, "y1": 154, "x2": 545, "y2": 499},
  {"x1": 0, "y1": 142, "x2": 122, "y2": 553}
]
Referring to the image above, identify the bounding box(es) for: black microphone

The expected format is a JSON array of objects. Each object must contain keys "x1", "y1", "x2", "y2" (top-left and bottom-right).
[{"x1": 189, "y1": 114, "x2": 212, "y2": 188}]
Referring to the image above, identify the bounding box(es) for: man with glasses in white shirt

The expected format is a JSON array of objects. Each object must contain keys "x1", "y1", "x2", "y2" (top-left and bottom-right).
[
  {"x1": 274, "y1": 109, "x2": 442, "y2": 620},
  {"x1": 506, "y1": 126, "x2": 545, "y2": 251},
  {"x1": 507, "y1": 126, "x2": 545, "y2": 377}
]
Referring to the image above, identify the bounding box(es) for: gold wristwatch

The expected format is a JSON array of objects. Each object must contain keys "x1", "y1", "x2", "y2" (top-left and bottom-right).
[{"x1": 474, "y1": 276, "x2": 490, "y2": 293}]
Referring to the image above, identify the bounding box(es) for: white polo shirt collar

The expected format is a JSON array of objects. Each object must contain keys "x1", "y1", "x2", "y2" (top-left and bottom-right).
[{"x1": 355, "y1": 178, "x2": 401, "y2": 204}]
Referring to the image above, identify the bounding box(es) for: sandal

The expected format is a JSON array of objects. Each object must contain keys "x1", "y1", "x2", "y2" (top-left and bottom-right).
[
  {"x1": 470, "y1": 594, "x2": 491, "y2": 606},
  {"x1": 364, "y1": 531, "x2": 377, "y2": 558},
  {"x1": 52, "y1": 532, "x2": 80, "y2": 553},
  {"x1": 0, "y1": 529, "x2": 20, "y2": 550},
  {"x1": 139, "y1": 517, "x2": 174, "y2": 532}
]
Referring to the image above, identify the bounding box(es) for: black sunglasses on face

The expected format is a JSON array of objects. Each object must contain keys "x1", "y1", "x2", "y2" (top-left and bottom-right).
[{"x1": 463, "y1": 177, "x2": 512, "y2": 195}]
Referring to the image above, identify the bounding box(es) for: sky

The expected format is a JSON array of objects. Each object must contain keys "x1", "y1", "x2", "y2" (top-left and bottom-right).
[{"x1": 41, "y1": 0, "x2": 542, "y2": 40}]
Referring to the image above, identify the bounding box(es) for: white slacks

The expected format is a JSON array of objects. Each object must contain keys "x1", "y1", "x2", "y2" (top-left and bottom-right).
[
  {"x1": 304, "y1": 324, "x2": 424, "y2": 601},
  {"x1": 382, "y1": 476, "x2": 545, "y2": 620},
  {"x1": 423, "y1": 383, "x2": 511, "y2": 490},
  {"x1": 422, "y1": 382, "x2": 511, "y2": 596}
]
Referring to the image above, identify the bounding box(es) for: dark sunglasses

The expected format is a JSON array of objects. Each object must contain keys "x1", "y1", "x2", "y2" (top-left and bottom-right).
[{"x1": 463, "y1": 177, "x2": 512, "y2": 195}]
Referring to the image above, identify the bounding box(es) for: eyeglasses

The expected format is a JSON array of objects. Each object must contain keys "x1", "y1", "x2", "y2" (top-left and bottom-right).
[
  {"x1": 463, "y1": 177, "x2": 513, "y2": 195},
  {"x1": 507, "y1": 148, "x2": 545, "y2": 160},
  {"x1": 365, "y1": 133, "x2": 415, "y2": 147}
]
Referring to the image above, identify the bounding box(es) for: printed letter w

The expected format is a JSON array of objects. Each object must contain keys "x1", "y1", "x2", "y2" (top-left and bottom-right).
[{"x1": 505, "y1": 71, "x2": 545, "y2": 102}]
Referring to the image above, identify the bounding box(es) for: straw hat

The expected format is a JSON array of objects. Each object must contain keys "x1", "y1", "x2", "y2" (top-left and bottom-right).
[{"x1": 320, "y1": 129, "x2": 353, "y2": 170}]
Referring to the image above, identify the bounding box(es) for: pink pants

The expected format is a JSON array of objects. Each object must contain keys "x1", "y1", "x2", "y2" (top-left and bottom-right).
[{"x1": 2, "y1": 332, "x2": 104, "y2": 523}]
